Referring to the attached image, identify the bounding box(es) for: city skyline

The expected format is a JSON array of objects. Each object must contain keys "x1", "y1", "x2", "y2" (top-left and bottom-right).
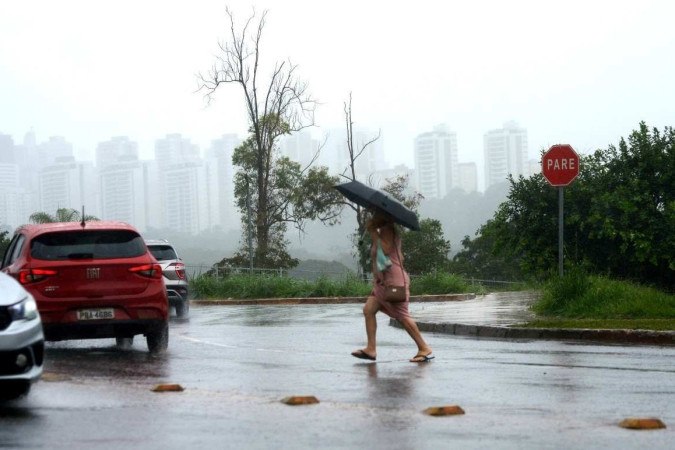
[
  {"x1": 0, "y1": 115, "x2": 567, "y2": 185},
  {"x1": 0, "y1": 121, "x2": 537, "y2": 234},
  {"x1": 0, "y1": 119, "x2": 534, "y2": 186}
]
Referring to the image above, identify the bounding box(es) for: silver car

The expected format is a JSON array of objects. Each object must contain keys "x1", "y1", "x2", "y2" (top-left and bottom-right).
[
  {"x1": 0, "y1": 272, "x2": 44, "y2": 400},
  {"x1": 145, "y1": 239, "x2": 189, "y2": 318}
]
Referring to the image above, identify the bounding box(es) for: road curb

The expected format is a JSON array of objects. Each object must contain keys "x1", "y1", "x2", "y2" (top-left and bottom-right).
[
  {"x1": 389, "y1": 320, "x2": 675, "y2": 346},
  {"x1": 191, "y1": 293, "x2": 475, "y2": 306}
]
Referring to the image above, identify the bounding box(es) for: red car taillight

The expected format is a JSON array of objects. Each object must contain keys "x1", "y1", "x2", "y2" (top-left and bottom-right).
[
  {"x1": 19, "y1": 268, "x2": 58, "y2": 284},
  {"x1": 170, "y1": 262, "x2": 186, "y2": 280},
  {"x1": 129, "y1": 263, "x2": 163, "y2": 279}
]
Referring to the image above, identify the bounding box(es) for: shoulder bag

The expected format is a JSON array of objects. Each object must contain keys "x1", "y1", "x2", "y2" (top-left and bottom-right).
[{"x1": 377, "y1": 229, "x2": 407, "y2": 303}]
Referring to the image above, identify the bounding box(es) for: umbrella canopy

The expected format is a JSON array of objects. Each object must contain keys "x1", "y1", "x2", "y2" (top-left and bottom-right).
[{"x1": 334, "y1": 180, "x2": 420, "y2": 231}]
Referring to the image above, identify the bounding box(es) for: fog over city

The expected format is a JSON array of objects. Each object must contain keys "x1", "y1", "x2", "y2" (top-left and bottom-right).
[{"x1": 2, "y1": 0, "x2": 674, "y2": 268}]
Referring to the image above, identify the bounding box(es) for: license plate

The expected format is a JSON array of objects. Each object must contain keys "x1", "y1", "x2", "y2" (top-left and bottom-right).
[{"x1": 76, "y1": 308, "x2": 115, "y2": 320}]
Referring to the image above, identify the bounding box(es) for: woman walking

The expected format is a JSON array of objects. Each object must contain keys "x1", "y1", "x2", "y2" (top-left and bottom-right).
[{"x1": 351, "y1": 208, "x2": 434, "y2": 363}]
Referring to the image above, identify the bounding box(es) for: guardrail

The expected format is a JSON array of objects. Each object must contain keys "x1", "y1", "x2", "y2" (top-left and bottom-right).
[
  {"x1": 465, "y1": 278, "x2": 524, "y2": 289},
  {"x1": 186, "y1": 265, "x2": 288, "y2": 278}
]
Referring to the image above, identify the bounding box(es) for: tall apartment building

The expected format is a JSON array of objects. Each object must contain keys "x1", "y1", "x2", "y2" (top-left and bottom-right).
[
  {"x1": 96, "y1": 136, "x2": 139, "y2": 167},
  {"x1": 0, "y1": 134, "x2": 14, "y2": 164},
  {"x1": 370, "y1": 164, "x2": 415, "y2": 192},
  {"x1": 0, "y1": 131, "x2": 42, "y2": 226},
  {"x1": 0, "y1": 163, "x2": 24, "y2": 227},
  {"x1": 155, "y1": 133, "x2": 200, "y2": 169},
  {"x1": 13, "y1": 131, "x2": 39, "y2": 197},
  {"x1": 0, "y1": 136, "x2": 17, "y2": 226},
  {"x1": 319, "y1": 128, "x2": 384, "y2": 178},
  {"x1": 279, "y1": 131, "x2": 319, "y2": 169},
  {"x1": 96, "y1": 136, "x2": 154, "y2": 230},
  {"x1": 205, "y1": 134, "x2": 240, "y2": 231},
  {"x1": 38, "y1": 136, "x2": 75, "y2": 169},
  {"x1": 154, "y1": 134, "x2": 207, "y2": 234},
  {"x1": 414, "y1": 124, "x2": 459, "y2": 199},
  {"x1": 0, "y1": 164, "x2": 18, "y2": 196},
  {"x1": 39, "y1": 159, "x2": 98, "y2": 217},
  {"x1": 484, "y1": 121, "x2": 528, "y2": 189}
]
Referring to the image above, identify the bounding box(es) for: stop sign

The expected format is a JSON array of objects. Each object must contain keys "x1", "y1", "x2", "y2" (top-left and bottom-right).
[{"x1": 542, "y1": 144, "x2": 580, "y2": 186}]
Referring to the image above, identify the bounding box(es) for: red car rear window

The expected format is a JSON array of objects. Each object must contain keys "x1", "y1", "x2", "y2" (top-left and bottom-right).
[{"x1": 31, "y1": 230, "x2": 146, "y2": 260}]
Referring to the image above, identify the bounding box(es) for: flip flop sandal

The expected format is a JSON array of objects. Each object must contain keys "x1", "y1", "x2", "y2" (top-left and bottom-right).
[
  {"x1": 410, "y1": 353, "x2": 435, "y2": 363},
  {"x1": 351, "y1": 349, "x2": 376, "y2": 361}
]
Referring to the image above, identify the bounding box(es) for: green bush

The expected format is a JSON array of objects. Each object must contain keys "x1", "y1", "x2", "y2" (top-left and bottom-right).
[
  {"x1": 411, "y1": 272, "x2": 473, "y2": 295},
  {"x1": 534, "y1": 270, "x2": 675, "y2": 319},
  {"x1": 533, "y1": 269, "x2": 592, "y2": 315}
]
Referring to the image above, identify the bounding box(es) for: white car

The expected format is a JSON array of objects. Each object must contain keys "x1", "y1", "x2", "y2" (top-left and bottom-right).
[
  {"x1": 0, "y1": 272, "x2": 44, "y2": 400},
  {"x1": 145, "y1": 239, "x2": 189, "y2": 318}
]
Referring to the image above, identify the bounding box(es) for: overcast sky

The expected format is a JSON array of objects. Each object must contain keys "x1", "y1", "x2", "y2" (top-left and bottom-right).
[{"x1": 2, "y1": 0, "x2": 674, "y2": 188}]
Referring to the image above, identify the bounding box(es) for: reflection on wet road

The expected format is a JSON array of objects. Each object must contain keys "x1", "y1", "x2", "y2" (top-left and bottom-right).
[{"x1": 1, "y1": 303, "x2": 673, "y2": 449}]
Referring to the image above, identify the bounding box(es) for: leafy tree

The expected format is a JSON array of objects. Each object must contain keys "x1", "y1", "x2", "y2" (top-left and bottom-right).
[
  {"x1": 29, "y1": 208, "x2": 99, "y2": 224},
  {"x1": 582, "y1": 122, "x2": 674, "y2": 286},
  {"x1": 220, "y1": 130, "x2": 341, "y2": 269},
  {"x1": 450, "y1": 227, "x2": 524, "y2": 281},
  {"x1": 401, "y1": 219, "x2": 451, "y2": 275},
  {"x1": 199, "y1": 9, "x2": 342, "y2": 269}
]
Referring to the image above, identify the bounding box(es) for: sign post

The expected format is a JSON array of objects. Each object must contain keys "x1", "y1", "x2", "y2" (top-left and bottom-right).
[{"x1": 542, "y1": 144, "x2": 580, "y2": 276}]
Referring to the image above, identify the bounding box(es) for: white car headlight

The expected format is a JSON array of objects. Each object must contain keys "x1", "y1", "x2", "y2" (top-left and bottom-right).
[{"x1": 8, "y1": 296, "x2": 39, "y2": 321}]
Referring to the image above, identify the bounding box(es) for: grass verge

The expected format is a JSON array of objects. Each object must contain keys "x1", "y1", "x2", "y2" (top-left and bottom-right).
[
  {"x1": 530, "y1": 270, "x2": 674, "y2": 331},
  {"x1": 190, "y1": 271, "x2": 482, "y2": 299},
  {"x1": 190, "y1": 274, "x2": 372, "y2": 299}
]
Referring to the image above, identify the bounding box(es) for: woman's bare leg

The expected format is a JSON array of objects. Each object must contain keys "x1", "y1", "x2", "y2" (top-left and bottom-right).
[
  {"x1": 399, "y1": 317, "x2": 433, "y2": 360},
  {"x1": 355, "y1": 296, "x2": 380, "y2": 358}
]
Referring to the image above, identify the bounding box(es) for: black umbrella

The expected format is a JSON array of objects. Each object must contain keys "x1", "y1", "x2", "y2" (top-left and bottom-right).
[{"x1": 334, "y1": 180, "x2": 421, "y2": 231}]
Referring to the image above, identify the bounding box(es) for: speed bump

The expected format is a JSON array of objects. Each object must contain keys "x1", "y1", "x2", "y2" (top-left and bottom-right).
[
  {"x1": 281, "y1": 396, "x2": 320, "y2": 405},
  {"x1": 423, "y1": 405, "x2": 465, "y2": 416},
  {"x1": 41, "y1": 372, "x2": 71, "y2": 382},
  {"x1": 619, "y1": 418, "x2": 666, "y2": 430},
  {"x1": 152, "y1": 383, "x2": 185, "y2": 392}
]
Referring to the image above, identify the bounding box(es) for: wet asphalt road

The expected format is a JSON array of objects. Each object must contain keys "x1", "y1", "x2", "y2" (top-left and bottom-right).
[{"x1": 1, "y1": 302, "x2": 674, "y2": 449}]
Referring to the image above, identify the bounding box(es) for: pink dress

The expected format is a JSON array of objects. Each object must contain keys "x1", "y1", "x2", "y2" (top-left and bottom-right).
[{"x1": 370, "y1": 231, "x2": 411, "y2": 320}]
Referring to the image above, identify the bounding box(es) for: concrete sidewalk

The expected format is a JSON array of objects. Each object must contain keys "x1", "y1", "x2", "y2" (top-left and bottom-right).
[
  {"x1": 397, "y1": 291, "x2": 675, "y2": 346},
  {"x1": 411, "y1": 291, "x2": 538, "y2": 326}
]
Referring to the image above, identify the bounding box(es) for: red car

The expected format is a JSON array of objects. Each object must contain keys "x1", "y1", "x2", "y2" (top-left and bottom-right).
[{"x1": 1, "y1": 221, "x2": 169, "y2": 353}]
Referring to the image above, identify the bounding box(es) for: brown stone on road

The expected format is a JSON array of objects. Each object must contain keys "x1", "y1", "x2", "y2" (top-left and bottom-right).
[
  {"x1": 619, "y1": 418, "x2": 667, "y2": 430},
  {"x1": 40, "y1": 371, "x2": 71, "y2": 382},
  {"x1": 423, "y1": 405, "x2": 465, "y2": 416},
  {"x1": 152, "y1": 384, "x2": 185, "y2": 392},
  {"x1": 281, "y1": 396, "x2": 320, "y2": 405}
]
